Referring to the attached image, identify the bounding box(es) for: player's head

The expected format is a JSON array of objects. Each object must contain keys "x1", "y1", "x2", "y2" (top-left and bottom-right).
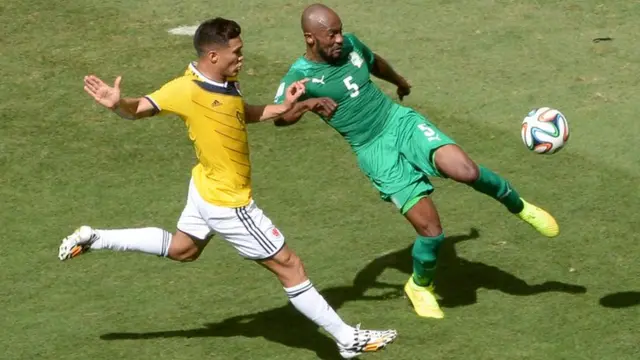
[
  {"x1": 301, "y1": 4, "x2": 344, "y2": 63},
  {"x1": 193, "y1": 17, "x2": 244, "y2": 77}
]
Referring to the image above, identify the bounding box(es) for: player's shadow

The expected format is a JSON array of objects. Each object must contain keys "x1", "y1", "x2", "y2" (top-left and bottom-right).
[
  {"x1": 99, "y1": 228, "x2": 586, "y2": 358},
  {"x1": 100, "y1": 283, "x2": 399, "y2": 359},
  {"x1": 599, "y1": 291, "x2": 640, "y2": 309},
  {"x1": 353, "y1": 228, "x2": 587, "y2": 307}
]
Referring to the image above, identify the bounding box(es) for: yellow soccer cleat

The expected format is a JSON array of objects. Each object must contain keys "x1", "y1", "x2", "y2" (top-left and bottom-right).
[
  {"x1": 404, "y1": 276, "x2": 444, "y2": 319},
  {"x1": 517, "y1": 198, "x2": 559, "y2": 237}
]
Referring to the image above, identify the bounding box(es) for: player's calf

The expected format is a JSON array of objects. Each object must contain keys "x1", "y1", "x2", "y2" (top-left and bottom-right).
[
  {"x1": 259, "y1": 245, "x2": 397, "y2": 357},
  {"x1": 402, "y1": 197, "x2": 446, "y2": 318},
  {"x1": 432, "y1": 144, "x2": 558, "y2": 236},
  {"x1": 58, "y1": 227, "x2": 201, "y2": 261},
  {"x1": 434, "y1": 144, "x2": 525, "y2": 214},
  {"x1": 260, "y1": 245, "x2": 353, "y2": 344}
]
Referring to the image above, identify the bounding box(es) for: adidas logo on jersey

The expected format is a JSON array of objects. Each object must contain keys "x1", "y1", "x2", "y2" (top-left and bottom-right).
[{"x1": 212, "y1": 100, "x2": 222, "y2": 107}]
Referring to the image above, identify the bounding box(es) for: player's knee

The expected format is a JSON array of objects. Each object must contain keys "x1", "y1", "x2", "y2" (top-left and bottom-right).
[
  {"x1": 278, "y1": 248, "x2": 303, "y2": 270},
  {"x1": 279, "y1": 248, "x2": 307, "y2": 279},
  {"x1": 169, "y1": 247, "x2": 202, "y2": 262},
  {"x1": 405, "y1": 197, "x2": 443, "y2": 237},
  {"x1": 457, "y1": 159, "x2": 479, "y2": 183},
  {"x1": 167, "y1": 237, "x2": 203, "y2": 262},
  {"x1": 414, "y1": 222, "x2": 443, "y2": 238},
  {"x1": 435, "y1": 145, "x2": 479, "y2": 183},
  {"x1": 444, "y1": 157, "x2": 478, "y2": 184},
  {"x1": 262, "y1": 246, "x2": 308, "y2": 287},
  {"x1": 411, "y1": 214, "x2": 443, "y2": 237}
]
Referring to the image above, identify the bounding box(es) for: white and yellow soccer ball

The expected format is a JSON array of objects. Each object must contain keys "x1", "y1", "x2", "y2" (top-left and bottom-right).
[{"x1": 521, "y1": 107, "x2": 570, "y2": 154}]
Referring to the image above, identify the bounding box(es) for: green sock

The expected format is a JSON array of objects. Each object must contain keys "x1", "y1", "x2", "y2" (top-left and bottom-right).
[
  {"x1": 470, "y1": 165, "x2": 524, "y2": 214},
  {"x1": 411, "y1": 233, "x2": 445, "y2": 287}
]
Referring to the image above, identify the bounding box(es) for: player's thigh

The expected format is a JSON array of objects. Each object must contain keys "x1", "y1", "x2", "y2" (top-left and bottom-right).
[
  {"x1": 403, "y1": 196, "x2": 443, "y2": 237},
  {"x1": 204, "y1": 200, "x2": 286, "y2": 261},
  {"x1": 398, "y1": 110, "x2": 456, "y2": 178},
  {"x1": 356, "y1": 135, "x2": 432, "y2": 213},
  {"x1": 173, "y1": 179, "x2": 213, "y2": 260}
]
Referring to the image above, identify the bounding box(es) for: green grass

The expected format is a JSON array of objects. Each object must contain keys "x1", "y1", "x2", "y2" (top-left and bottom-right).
[{"x1": 2, "y1": 0, "x2": 639, "y2": 359}]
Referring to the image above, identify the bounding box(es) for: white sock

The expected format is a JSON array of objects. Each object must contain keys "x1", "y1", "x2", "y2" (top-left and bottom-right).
[
  {"x1": 90, "y1": 228, "x2": 172, "y2": 257},
  {"x1": 285, "y1": 280, "x2": 354, "y2": 345}
]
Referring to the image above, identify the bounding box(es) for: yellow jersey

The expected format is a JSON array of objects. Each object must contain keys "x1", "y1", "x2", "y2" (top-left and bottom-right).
[{"x1": 145, "y1": 62, "x2": 251, "y2": 207}]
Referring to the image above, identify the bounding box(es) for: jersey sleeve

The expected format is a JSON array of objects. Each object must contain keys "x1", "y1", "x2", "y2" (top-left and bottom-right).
[
  {"x1": 144, "y1": 77, "x2": 188, "y2": 116},
  {"x1": 273, "y1": 70, "x2": 306, "y2": 104},
  {"x1": 345, "y1": 33, "x2": 375, "y2": 70}
]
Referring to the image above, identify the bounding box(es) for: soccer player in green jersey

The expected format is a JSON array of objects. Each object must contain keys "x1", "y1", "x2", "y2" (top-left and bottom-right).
[{"x1": 273, "y1": 4, "x2": 559, "y2": 319}]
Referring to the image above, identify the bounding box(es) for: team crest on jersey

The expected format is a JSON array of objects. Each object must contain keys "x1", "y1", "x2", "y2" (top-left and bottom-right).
[
  {"x1": 349, "y1": 52, "x2": 363, "y2": 68},
  {"x1": 236, "y1": 110, "x2": 244, "y2": 124}
]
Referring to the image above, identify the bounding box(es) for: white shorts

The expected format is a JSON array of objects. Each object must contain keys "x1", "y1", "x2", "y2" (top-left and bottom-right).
[{"x1": 176, "y1": 178, "x2": 285, "y2": 260}]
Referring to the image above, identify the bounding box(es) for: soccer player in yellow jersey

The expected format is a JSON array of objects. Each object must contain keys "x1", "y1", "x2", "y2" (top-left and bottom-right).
[{"x1": 58, "y1": 17, "x2": 396, "y2": 358}]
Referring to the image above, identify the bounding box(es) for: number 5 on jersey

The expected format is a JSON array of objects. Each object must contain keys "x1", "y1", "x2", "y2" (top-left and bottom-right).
[{"x1": 343, "y1": 76, "x2": 359, "y2": 98}]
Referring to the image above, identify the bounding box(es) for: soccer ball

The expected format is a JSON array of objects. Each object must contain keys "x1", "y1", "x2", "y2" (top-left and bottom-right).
[{"x1": 521, "y1": 107, "x2": 569, "y2": 154}]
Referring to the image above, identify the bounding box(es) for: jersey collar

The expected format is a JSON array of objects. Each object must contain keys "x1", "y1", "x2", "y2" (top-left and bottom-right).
[{"x1": 189, "y1": 62, "x2": 228, "y2": 88}]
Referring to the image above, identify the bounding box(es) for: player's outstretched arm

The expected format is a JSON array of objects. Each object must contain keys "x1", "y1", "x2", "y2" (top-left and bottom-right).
[
  {"x1": 274, "y1": 98, "x2": 338, "y2": 127},
  {"x1": 370, "y1": 54, "x2": 412, "y2": 101},
  {"x1": 244, "y1": 80, "x2": 308, "y2": 123},
  {"x1": 83, "y1": 75, "x2": 155, "y2": 120}
]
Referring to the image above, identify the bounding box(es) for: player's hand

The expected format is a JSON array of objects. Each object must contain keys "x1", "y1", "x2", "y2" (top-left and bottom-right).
[
  {"x1": 310, "y1": 97, "x2": 338, "y2": 119},
  {"x1": 84, "y1": 75, "x2": 122, "y2": 109},
  {"x1": 396, "y1": 77, "x2": 411, "y2": 101},
  {"x1": 283, "y1": 79, "x2": 309, "y2": 107}
]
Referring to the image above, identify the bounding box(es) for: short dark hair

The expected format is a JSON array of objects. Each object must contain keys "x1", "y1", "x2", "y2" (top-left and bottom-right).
[{"x1": 193, "y1": 17, "x2": 242, "y2": 56}]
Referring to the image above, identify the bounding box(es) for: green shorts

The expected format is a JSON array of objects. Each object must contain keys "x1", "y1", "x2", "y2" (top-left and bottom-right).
[{"x1": 355, "y1": 105, "x2": 456, "y2": 213}]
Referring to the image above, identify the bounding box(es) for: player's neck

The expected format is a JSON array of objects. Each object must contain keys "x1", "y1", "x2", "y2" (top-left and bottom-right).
[
  {"x1": 304, "y1": 50, "x2": 327, "y2": 64},
  {"x1": 194, "y1": 61, "x2": 226, "y2": 84}
]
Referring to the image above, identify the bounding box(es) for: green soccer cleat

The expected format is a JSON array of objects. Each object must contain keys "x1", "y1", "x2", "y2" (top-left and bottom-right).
[{"x1": 517, "y1": 198, "x2": 559, "y2": 237}]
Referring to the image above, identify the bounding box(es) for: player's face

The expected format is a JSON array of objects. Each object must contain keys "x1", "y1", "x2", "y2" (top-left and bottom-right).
[
  {"x1": 212, "y1": 37, "x2": 244, "y2": 77},
  {"x1": 312, "y1": 21, "x2": 344, "y2": 63}
]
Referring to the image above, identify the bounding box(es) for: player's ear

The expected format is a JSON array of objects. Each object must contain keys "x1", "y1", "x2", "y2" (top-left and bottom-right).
[
  {"x1": 207, "y1": 50, "x2": 219, "y2": 64},
  {"x1": 303, "y1": 32, "x2": 314, "y2": 46}
]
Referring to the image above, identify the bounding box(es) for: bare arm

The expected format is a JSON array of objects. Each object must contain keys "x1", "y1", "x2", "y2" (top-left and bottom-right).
[
  {"x1": 371, "y1": 54, "x2": 405, "y2": 86},
  {"x1": 273, "y1": 98, "x2": 338, "y2": 127},
  {"x1": 273, "y1": 99, "x2": 316, "y2": 127},
  {"x1": 370, "y1": 54, "x2": 412, "y2": 100},
  {"x1": 111, "y1": 97, "x2": 156, "y2": 120},
  {"x1": 243, "y1": 79, "x2": 311, "y2": 124},
  {"x1": 244, "y1": 103, "x2": 296, "y2": 123},
  {"x1": 84, "y1": 75, "x2": 156, "y2": 120}
]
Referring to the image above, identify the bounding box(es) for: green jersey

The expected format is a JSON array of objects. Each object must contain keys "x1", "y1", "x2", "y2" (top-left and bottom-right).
[
  {"x1": 274, "y1": 33, "x2": 395, "y2": 149},
  {"x1": 275, "y1": 34, "x2": 458, "y2": 212}
]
